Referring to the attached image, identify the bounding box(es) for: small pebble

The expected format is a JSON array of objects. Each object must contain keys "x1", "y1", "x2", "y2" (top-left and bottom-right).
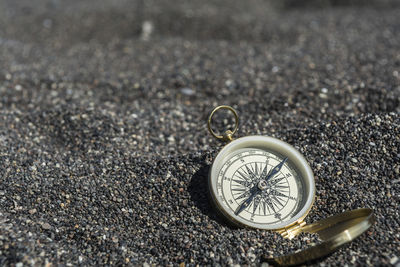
[
  {"x1": 180, "y1": 88, "x2": 195, "y2": 96},
  {"x1": 42, "y1": 223, "x2": 51, "y2": 230}
]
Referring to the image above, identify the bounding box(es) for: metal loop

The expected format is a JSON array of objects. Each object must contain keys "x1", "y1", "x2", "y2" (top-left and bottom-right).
[{"x1": 207, "y1": 105, "x2": 239, "y2": 142}]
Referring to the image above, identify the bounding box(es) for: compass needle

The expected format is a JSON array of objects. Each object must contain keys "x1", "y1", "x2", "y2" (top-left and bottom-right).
[
  {"x1": 235, "y1": 188, "x2": 257, "y2": 215},
  {"x1": 253, "y1": 197, "x2": 260, "y2": 215},
  {"x1": 235, "y1": 190, "x2": 251, "y2": 200},
  {"x1": 263, "y1": 157, "x2": 288, "y2": 182}
]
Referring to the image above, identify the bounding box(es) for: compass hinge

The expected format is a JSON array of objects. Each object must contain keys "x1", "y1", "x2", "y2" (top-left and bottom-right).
[{"x1": 277, "y1": 220, "x2": 306, "y2": 240}]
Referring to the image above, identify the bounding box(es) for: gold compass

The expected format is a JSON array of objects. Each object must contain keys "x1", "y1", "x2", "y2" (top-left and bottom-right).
[{"x1": 207, "y1": 105, "x2": 375, "y2": 266}]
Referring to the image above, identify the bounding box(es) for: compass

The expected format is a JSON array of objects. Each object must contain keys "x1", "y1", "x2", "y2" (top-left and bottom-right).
[
  {"x1": 210, "y1": 138, "x2": 315, "y2": 231},
  {"x1": 207, "y1": 105, "x2": 375, "y2": 266}
]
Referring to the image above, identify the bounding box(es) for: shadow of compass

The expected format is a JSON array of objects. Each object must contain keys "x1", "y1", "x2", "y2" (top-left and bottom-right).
[{"x1": 188, "y1": 164, "x2": 240, "y2": 229}]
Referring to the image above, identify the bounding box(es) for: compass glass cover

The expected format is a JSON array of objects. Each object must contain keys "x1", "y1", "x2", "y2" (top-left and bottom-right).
[{"x1": 209, "y1": 136, "x2": 315, "y2": 230}]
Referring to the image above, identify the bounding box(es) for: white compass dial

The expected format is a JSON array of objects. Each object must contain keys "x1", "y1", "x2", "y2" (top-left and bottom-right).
[
  {"x1": 209, "y1": 136, "x2": 315, "y2": 230},
  {"x1": 216, "y1": 149, "x2": 303, "y2": 225}
]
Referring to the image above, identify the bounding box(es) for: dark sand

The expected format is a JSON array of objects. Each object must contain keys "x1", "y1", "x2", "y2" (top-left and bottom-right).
[{"x1": 0, "y1": 0, "x2": 399, "y2": 266}]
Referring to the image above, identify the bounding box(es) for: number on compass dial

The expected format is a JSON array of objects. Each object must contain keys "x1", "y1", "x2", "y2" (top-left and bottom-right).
[{"x1": 217, "y1": 149, "x2": 304, "y2": 226}]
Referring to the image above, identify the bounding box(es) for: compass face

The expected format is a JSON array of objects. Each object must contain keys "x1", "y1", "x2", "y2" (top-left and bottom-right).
[
  {"x1": 209, "y1": 136, "x2": 315, "y2": 230},
  {"x1": 218, "y1": 148, "x2": 303, "y2": 225}
]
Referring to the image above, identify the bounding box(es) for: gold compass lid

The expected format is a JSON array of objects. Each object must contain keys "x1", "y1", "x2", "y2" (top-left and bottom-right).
[{"x1": 264, "y1": 208, "x2": 375, "y2": 266}]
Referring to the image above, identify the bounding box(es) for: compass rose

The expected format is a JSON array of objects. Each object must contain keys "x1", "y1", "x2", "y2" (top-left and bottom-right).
[{"x1": 232, "y1": 158, "x2": 290, "y2": 216}]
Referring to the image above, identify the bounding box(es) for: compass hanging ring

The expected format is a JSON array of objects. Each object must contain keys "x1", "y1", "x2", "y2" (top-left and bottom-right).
[{"x1": 207, "y1": 105, "x2": 239, "y2": 142}]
